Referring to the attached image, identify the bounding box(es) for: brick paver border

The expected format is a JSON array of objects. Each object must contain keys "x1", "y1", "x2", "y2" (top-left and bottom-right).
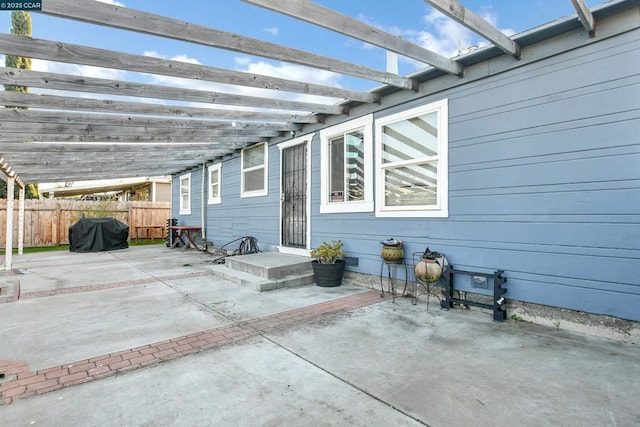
[
  {"x1": 0, "y1": 290, "x2": 388, "y2": 405},
  {"x1": 0, "y1": 272, "x2": 210, "y2": 303}
]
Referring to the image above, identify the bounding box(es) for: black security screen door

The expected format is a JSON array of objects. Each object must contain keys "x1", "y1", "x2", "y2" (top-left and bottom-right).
[{"x1": 281, "y1": 143, "x2": 307, "y2": 248}]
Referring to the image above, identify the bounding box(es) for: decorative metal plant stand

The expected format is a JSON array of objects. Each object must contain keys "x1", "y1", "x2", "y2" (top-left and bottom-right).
[
  {"x1": 379, "y1": 258, "x2": 407, "y2": 302},
  {"x1": 412, "y1": 251, "x2": 447, "y2": 309}
]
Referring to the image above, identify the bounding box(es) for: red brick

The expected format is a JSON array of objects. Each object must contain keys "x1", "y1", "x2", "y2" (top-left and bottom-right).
[
  {"x1": 27, "y1": 379, "x2": 59, "y2": 392},
  {"x1": 16, "y1": 374, "x2": 46, "y2": 387},
  {"x1": 0, "y1": 385, "x2": 26, "y2": 398},
  {"x1": 139, "y1": 347, "x2": 158, "y2": 355},
  {"x1": 114, "y1": 364, "x2": 140, "y2": 374},
  {"x1": 88, "y1": 365, "x2": 111, "y2": 376},
  {"x1": 111, "y1": 349, "x2": 134, "y2": 357},
  {"x1": 121, "y1": 351, "x2": 142, "y2": 361},
  {"x1": 191, "y1": 340, "x2": 210, "y2": 349},
  {"x1": 108, "y1": 360, "x2": 131, "y2": 370},
  {"x1": 176, "y1": 336, "x2": 199, "y2": 346},
  {"x1": 58, "y1": 371, "x2": 88, "y2": 385},
  {"x1": 35, "y1": 384, "x2": 64, "y2": 395},
  {"x1": 69, "y1": 362, "x2": 96, "y2": 374},
  {"x1": 174, "y1": 344, "x2": 193, "y2": 353},
  {"x1": 157, "y1": 341, "x2": 178, "y2": 351},
  {"x1": 153, "y1": 349, "x2": 176, "y2": 359},
  {"x1": 94, "y1": 355, "x2": 123, "y2": 365},
  {"x1": 179, "y1": 347, "x2": 199, "y2": 356},
  {"x1": 45, "y1": 368, "x2": 69, "y2": 380},
  {"x1": 129, "y1": 354, "x2": 154, "y2": 365}
]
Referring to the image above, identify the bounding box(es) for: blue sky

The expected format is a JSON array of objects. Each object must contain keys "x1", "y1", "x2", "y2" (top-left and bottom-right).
[{"x1": 3, "y1": 0, "x2": 604, "y2": 99}]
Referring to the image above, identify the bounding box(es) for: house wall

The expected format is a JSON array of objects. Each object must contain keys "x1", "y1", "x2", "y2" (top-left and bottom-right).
[
  {"x1": 171, "y1": 153, "x2": 282, "y2": 250},
  {"x1": 154, "y1": 182, "x2": 172, "y2": 203},
  {"x1": 173, "y1": 13, "x2": 639, "y2": 321}
]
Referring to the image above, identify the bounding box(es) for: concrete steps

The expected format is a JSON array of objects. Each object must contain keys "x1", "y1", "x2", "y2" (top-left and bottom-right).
[{"x1": 206, "y1": 252, "x2": 314, "y2": 292}]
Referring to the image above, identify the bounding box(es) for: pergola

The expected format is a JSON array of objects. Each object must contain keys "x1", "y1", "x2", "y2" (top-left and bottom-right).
[{"x1": 1, "y1": 0, "x2": 599, "y2": 269}]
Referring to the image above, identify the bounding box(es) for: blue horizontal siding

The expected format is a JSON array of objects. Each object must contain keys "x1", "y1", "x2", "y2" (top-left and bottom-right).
[{"x1": 174, "y1": 22, "x2": 640, "y2": 321}]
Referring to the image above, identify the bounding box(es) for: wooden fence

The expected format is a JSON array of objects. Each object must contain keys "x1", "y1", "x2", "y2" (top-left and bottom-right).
[{"x1": 0, "y1": 200, "x2": 171, "y2": 248}]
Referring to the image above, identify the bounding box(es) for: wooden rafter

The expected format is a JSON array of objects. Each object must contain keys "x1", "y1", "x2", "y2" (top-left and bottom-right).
[
  {"x1": 0, "y1": 109, "x2": 302, "y2": 132},
  {"x1": 0, "y1": 122, "x2": 282, "y2": 139},
  {"x1": 243, "y1": 0, "x2": 463, "y2": 76},
  {"x1": 570, "y1": 0, "x2": 596, "y2": 37},
  {"x1": 39, "y1": 0, "x2": 416, "y2": 90},
  {"x1": 0, "y1": 67, "x2": 347, "y2": 115},
  {"x1": 0, "y1": 142, "x2": 226, "y2": 154},
  {"x1": 0, "y1": 92, "x2": 320, "y2": 124},
  {"x1": 423, "y1": 0, "x2": 520, "y2": 58},
  {"x1": 0, "y1": 33, "x2": 380, "y2": 104},
  {"x1": 0, "y1": 133, "x2": 267, "y2": 144}
]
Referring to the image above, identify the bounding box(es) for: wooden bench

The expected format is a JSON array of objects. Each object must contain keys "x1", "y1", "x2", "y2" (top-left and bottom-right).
[{"x1": 133, "y1": 225, "x2": 166, "y2": 242}]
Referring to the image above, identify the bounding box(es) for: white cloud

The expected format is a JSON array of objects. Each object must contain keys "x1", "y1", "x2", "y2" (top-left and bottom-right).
[
  {"x1": 143, "y1": 51, "x2": 202, "y2": 65},
  {"x1": 234, "y1": 57, "x2": 252, "y2": 66},
  {"x1": 264, "y1": 27, "x2": 279, "y2": 37},
  {"x1": 242, "y1": 60, "x2": 342, "y2": 88},
  {"x1": 32, "y1": 58, "x2": 127, "y2": 80},
  {"x1": 96, "y1": 0, "x2": 125, "y2": 6},
  {"x1": 356, "y1": 7, "x2": 514, "y2": 69}
]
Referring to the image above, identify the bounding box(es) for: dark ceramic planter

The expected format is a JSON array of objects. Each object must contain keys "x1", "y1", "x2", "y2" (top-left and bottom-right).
[{"x1": 312, "y1": 259, "x2": 346, "y2": 287}]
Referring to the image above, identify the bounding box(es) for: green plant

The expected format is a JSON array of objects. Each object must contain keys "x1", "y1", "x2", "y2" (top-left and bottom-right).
[
  {"x1": 71, "y1": 201, "x2": 119, "y2": 223},
  {"x1": 310, "y1": 240, "x2": 346, "y2": 264},
  {"x1": 553, "y1": 320, "x2": 561, "y2": 330}
]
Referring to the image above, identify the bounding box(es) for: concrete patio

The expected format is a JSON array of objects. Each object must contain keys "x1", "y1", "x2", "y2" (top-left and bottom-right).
[{"x1": 0, "y1": 245, "x2": 638, "y2": 426}]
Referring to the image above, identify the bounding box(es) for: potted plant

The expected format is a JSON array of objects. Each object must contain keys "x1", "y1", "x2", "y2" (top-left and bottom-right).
[{"x1": 310, "y1": 240, "x2": 346, "y2": 287}]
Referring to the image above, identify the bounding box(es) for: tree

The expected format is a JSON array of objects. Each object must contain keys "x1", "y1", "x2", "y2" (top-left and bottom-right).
[
  {"x1": 1, "y1": 11, "x2": 39, "y2": 199},
  {"x1": 4, "y1": 11, "x2": 31, "y2": 93}
]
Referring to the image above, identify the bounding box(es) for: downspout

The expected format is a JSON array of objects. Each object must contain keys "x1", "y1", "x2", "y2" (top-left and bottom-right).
[{"x1": 201, "y1": 163, "x2": 207, "y2": 246}]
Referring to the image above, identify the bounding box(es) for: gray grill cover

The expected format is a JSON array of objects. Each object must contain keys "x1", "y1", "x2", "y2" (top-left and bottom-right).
[{"x1": 69, "y1": 218, "x2": 129, "y2": 252}]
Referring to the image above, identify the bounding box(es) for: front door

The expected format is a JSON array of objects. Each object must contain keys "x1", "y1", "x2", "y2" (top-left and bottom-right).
[{"x1": 280, "y1": 141, "x2": 308, "y2": 250}]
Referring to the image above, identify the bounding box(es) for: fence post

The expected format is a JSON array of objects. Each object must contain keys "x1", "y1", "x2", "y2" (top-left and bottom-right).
[{"x1": 53, "y1": 202, "x2": 60, "y2": 245}]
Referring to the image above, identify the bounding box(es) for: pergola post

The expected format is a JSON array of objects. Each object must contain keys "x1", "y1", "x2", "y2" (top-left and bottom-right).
[
  {"x1": 18, "y1": 185, "x2": 25, "y2": 255},
  {"x1": 5, "y1": 177, "x2": 14, "y2": 271}
]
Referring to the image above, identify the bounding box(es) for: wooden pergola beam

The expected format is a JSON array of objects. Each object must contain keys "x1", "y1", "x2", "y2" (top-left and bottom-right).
[
  {"x1": 18, "y1": 169, "x2": 189, "y2": 183},
  {"x1": 0, "y1": 122, "x2": 282, "y2": 139},
  {"x1": 570, "y1": 0, "x2": 596, "y2": 37},
  {"x1": 0, "y1": 142, "x2": 228, "y2": 153},
  {"x1": 243, "y1": 0, "x2": 463, "y2": 76},
  {"x1": 39, "y1": 0, "x2": 416, "y2": 90},
  {"x1": 0, "y1": 92, "x2": 320, "y2": 124},
  {"x1": 0, "y1": 33, "x2": 380, "y2": 104},
  {"x1": 0, "y1": 109, "x2": 302, "y2": 132},
  {"x1": 0, "y1": 133, "x2": 265, "y2": 144},
  {"x1": 423, "y1": 0, "x2": 521, "y2": 58},
  {"x1": 0, "y1": 67, "x2": 347, "y2": 115}
]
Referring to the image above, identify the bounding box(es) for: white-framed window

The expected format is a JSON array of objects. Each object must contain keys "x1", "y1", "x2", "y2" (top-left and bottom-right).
[
  {"x1": 179, "y1": 172, "x2": 191, "y2": 215},
  {"x1": 208, "y1": 163, "x2": 222, "y2": 205},
  {"x1": 375, "y1": 99, "x2": 449, "y2": 218},
  {"x1": 241, "y1": 142, "x2": 268, "y2": 197},
  {"x1": 319, "y1": 114, "x2": 373, "y2": 213}
]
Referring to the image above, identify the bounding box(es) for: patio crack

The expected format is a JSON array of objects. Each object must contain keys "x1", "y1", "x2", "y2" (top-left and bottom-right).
[{"x1": 260, "y1": 334, "x2": 431, "y2": 427}]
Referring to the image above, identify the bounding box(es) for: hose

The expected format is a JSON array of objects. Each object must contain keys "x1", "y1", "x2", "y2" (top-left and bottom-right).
[{"x1": 210, "y1": 236, "x2": 260, "y2": 264}]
